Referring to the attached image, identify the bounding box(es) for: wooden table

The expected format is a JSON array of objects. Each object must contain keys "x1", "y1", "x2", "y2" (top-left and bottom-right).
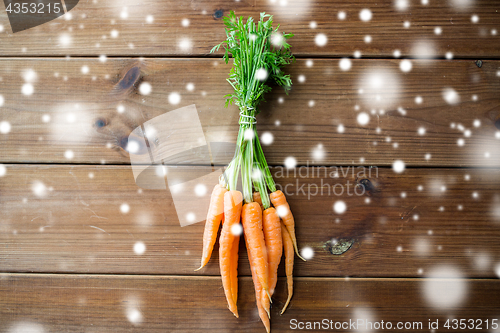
[{"x1": 1, "y1": 1, "x2": 499, "y2": 332}]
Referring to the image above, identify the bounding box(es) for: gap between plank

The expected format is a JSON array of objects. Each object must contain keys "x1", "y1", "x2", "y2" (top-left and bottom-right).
[{"x1": 1, "y1": 272, "x2": 498, "y2": 281}]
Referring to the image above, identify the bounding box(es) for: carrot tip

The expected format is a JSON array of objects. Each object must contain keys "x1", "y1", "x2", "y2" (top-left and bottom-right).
[
  {"x1": 266, "y1": 289, "x2": 272, "y2": 303},
  {"x1": 298, "y1": 253, "x2": 307, "y2": 262},
  {"x1": 281, "y1": 297, "x2": 292, "y2": 315},
  {"x1": 194, "y1": 265, "x2": 204, "y2": 271}
]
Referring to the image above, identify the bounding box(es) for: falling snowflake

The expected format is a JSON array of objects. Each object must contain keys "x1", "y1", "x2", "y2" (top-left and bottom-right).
[
  {"x1": 181, "y1": 18, "x2": 190, "y2": 27},
  {"x1": 64, "y1": 150, "x2": 74, "y2": 159},
  {"x1": 359, "y1": 9, "x2": 372, "y2": 21},
  {"x1": 110, "y1": 30, "x2": 119, "y2": 38},
  {"x1": 333, "y1": 200, "x2": 347, "y2": 214},
  {"x1": 261, "y1": 132, "x2": 274, "y2": 145},
  {"x1": 146, "y1": 15, "x2": 154, "y2": 23},
  {"x1": 422, "y1": 265, "x2": 468, "y2": 309},
  {"x1": 0, "y1": 121, "x2": 11, "y2": 134},
  {"x1": 139, "y1": 82, "x2": 152, "y2": 95},
  {"x1": 300, "y1": 247, "x2": 314, "y2": 260},
  {"x1": 0, "y1": 164, "x2": 6, "y2": 177},
  {"x1": 194, "y1": 184, "x2": 207, "y2": 197},
  {"x1": 59, "y1": 33, "x2": 72, "y2": 47},
  {"x1": 392, "y1": 160, "x2": 405, "y2": 173},
  {"x1": 276, "y1": 205, "x2": 289, "y2": 218},
  {"x1": 337, "y1": 11, "x2": 346, "y2": 20},
  {"x1": 244, "y1": 128, "x2": 255, "y2": 141},
  {"x1": 32, "y1": 181, "x2": 48, "y2": 197},
  {"x1": 22, "y1": 83, "x2": 34, "y2": 96},
  {"x1": 357, "y1": 112, "x2": 370, "y2": 125},
  {"x1": 315, "y1": 33, "x2": 327, "y2": 47},
  {"x1": 126, "y1": 307, "x2": 143, "y2": 325},
  {"x1": 309, "y1": 21, "x2": 317, "y2": 29},
  {"x1": 339, "y1": 58, "x2": 352, "y2": 71},
  {"x1": 364, "y1": 35, "x2": 372, "y2": 43},
  {"x1": 255, "y1": 68, "x2": 268, "y2": 81},
  {"x1": 412, "y1": 40, "x2": 437, "y2": 59},
  {"x1": 284, "y1": 156, "x2": 297, "y2": 169},
  {"x1": 337, "y1": 124, "x2": 345, "y2": 133},
  {"x1": 471, "y1": 15, "x2": 479, "y2": 23},
  {"x1": 312, "y1": 144, "x2": 325, "y2": 160},
  {"x1": 134, "y1": 241, "x2": 146, "y2": 255},
  {"x1": 178, "y1": 38, "x2": 192, "y2": 51},
  {"x1": 400, "y1": 59, "x2": 412, "y2": 72},
  {"x1": 231, "y1": 224, "x2": 243, "y2": 236},
  {"x1": 442, "y1": 88, "x2": 460, "y2": 105},
  {"x1": 168, "y1": 92, "x2": 181, "y2": 105},
  {"x1": 120, "y1": 203, "x2": 130, "y2": 214},
  {"x1": 415, "y1": 96, "x2": 423, "y2": 104},
  {"x1": 120, "y1": 8, "x2": 128, "y2": 19},
  {"x1": 271, "y1": 32, "x2": 284, "y2": 47},
  {"x1": 393, "y1": 50, "x2": 401, "y2": 58},
  {"x1": 434, "y1": 27, "x2": 442, "y2": 35},
  {"x1": 418, "y1": 127, "x2": 426, "y2": 135},
  {"x1": 395, "y1": 0, "x2": 409, "y2": 10}
]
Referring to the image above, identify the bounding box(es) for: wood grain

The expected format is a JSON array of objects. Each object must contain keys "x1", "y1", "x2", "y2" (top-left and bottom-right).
[
  {"x1": 0, "y1": 58, "x2": 499, "y2": 167},
  {"x1": 1, "y1": 164, "x2": 499, "y2": 278},
  {"x1": 0, "y1": 0, "x2": 499, "y2": 58},
  {"x1": 0, "y1": 273, "x2": 499, "y2": 332}
]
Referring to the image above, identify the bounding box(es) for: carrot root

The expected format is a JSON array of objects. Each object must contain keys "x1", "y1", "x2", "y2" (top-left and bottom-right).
[
  {"x1": 197, "y1": 184, "x2": 227, "y2": 270},
  {"x1": 241, "y1": 202, "x2": 270, "y2": 299},
  {"x1": 219, "y1": 190, "x2": 243, "y2": 318},
  {"x1": 270, "y1": 190, "x2": 306, "y2": 262},
  {"x1": 246, "y1": 232, "x2": 271, "y2": 332},
  {"x1": 280, "y1": 220, "x2": 294, "y2": 315}
]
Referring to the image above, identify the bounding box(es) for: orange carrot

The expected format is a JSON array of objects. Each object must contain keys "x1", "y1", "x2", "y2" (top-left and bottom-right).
[
  {"x1": 270, "y1": 190, "x2": 305, "y2": 261},
  {"x1": 230, "y1": 233, "x2": 240, "y2": 305},
  {"x1": 241, "y1": 202, "x2": 271, "y2": 301},
  {"x1": 262, "y1": 207, "x2": 282, "y2": 296},
  {"x1": 219, "y1": 190, "x2": 243, "y2": 318},
  {"x1": 253, "y1": 191, "x2": 264, "y2": 211},
  {"x1": 196, "y1": 184, "x2": 227, "y2": 271},
  {"x1": 280, "y1": 221, "x2": 294, "y2": 314},
  {"x1": 246, "y1": 236, "x2": 271, "y2": 333},
  {"x1": 261, "y1": 207, "x2": 282, "y2": 317}
]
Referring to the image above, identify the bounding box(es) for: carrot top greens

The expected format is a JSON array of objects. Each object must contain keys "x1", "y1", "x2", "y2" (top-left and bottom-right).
[{"x1": 211, "y1": 11, "x2": 294, "y2": 208}]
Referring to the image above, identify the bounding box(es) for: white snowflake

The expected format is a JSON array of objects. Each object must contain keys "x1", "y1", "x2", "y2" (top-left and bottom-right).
[
  {"x1": 315, "y1": 33, "x2": 327, "y2": 47},
  {"x1": 333, "y1": 200, "x2": 347, "y2": 214},
  {"x1": 359, "y1": 9, "x2": 372, "y2": 21}
]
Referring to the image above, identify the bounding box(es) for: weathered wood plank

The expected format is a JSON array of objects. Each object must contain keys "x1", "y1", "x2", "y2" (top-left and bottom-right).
[
  {"x1": 1, "y1": 164, "x2": 499, "y2": 278},
  {"x1": 0, "y1": 58, "x2": 499, "y2": 166},
  {"x1": 0, "y1": 0, "x2": 499, "y2": 57},
  {"x1": 0, "y1": 274, "x2": 499, "y2": 332}
]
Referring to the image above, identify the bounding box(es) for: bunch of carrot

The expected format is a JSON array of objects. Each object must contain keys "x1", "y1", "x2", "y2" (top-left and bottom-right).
[
  {"x1": 195, "y1": 11, "x2": 302, "y2": 332},
  {"x1": 197, "y1": 186, "x2": 304, "y2": 331}
]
